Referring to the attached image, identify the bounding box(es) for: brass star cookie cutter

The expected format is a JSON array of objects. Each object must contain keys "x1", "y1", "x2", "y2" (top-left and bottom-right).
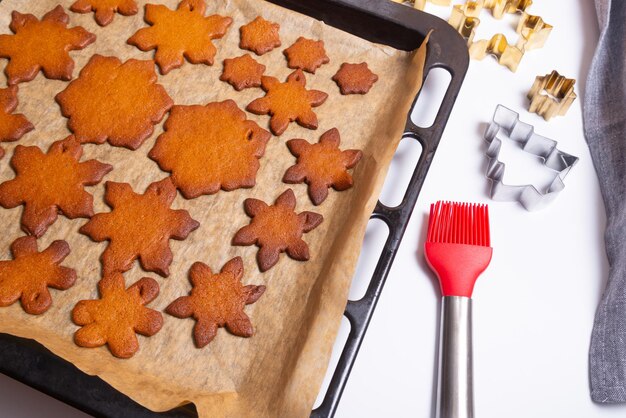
[
  {"x1": 527, "y1": 70, "x2": 576, "y2": 121},
  {"x1": 447, "y1": 0, "x2": 550, "y2": 71},
  {"x1": 483, "y1": 0, "x2": 532, "y2": 19},
  {"x1": 390, "y1": 0, "x2": 450, "y2": 10},
  {"x1": 483, "y1": 105, "x2": 579, "y2": 211},
  {"x1": 516, "y1": 11, "x2": 552, "y2": 50}
]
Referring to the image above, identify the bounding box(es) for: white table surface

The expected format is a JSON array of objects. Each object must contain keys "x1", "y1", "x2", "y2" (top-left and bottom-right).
[{"x1": 1, "y1": 1, "x2": 623, "y2": 417}]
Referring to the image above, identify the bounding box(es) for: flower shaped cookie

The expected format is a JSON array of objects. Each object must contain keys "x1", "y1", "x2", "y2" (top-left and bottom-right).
[
  {"x1": 284, "y1": 128, "x2": 362, "y2": 205},
  {"x1": 246, "y1": 70, "x2": 328, "y2": 136},
  {"x1": 0, "y1": 5, "x2": 95, "y2": 85},
  {"x1": 0, "y1": 136, "x2": 112, "y2": 237},
  {"x1": 0, "y1": 236, "x2": 76, "y2": 315},
  {"x1": 0, "y1": 86, "x2": 34, "y2": 157},
  {"x1": 166, "y1": 257, "x2": 265, "y2": 347},
  {"x1": 233, "y1": 189, "x2": 323, "y2": 271},
  {"x1": 79, "y1": 178, "x2": 199, "y2": 277},
  {"x1": 128, "y1": 0, "x2": 232, "y2": 75},
  {"x1": 239, "y1": 16, "x2": 281, "y2": 56},
  {"x1": 149, "y1": 100, "x2": 270, "y2": 199},
  {"x1": 283, "y1": 37, "x2": 329, "y2": 74},
  {"x1": 56, "y1": 55, "x2": 173, "y2": 150},
  {"x1": 72, "y1": 273, "x2": 163, "y2": 358},
  {"x1": 70, "y1": 0, "x2": 139, "y2": 26}
]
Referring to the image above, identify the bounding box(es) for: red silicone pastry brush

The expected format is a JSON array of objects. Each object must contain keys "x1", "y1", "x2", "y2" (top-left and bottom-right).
[{"x1": 425, "y1": 201, "x2": 492, "y2": 418}]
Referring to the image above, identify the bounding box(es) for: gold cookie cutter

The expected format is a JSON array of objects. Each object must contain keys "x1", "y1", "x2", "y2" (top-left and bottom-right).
[
  {"x1": 448, "y1": 1, "x2": 482, "y2": 45},
  {"x1": 390, "y1": 0, "x2": 450, "y2": 10},
  {"x1": 483, "y1": 0, "x2": 532, "y2": 19},
  {"x1": 448, "y1": 0, "x2": 550, "y2": 71},
  {"x1": 527, "y1": 70, "x2": 577, "y2": 121}
]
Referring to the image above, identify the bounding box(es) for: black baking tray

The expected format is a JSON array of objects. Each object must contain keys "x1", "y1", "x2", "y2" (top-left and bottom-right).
[{"x1": 0, "y1": 0, "x2": 469, "y2": 416}]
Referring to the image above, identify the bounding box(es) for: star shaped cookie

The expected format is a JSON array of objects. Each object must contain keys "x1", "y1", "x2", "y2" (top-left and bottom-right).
[
  {"x1": 283, "y1": 37, "x2": 329, "y2": 74},
  {"x1": 0, "y1": 86, "x2": 34, "y2": 157},
  {"x1": 0, "y1": 236, "x2": 76, "y2": 315},
  {"x1": 220, "y1": 54, "x2": 266, "y2": 91},
  {"x1": 239, "y1": 16, "x2": 281, "y2": 56},
  {"x1": 0, "y1": 5, "x2": 95, "y2": 85},
  {"x1": 0, "y1": 136, "x2": 112, "y2": 238},
  {"x1": 332, "y1": 62, "x2": 378, "y2": 94},
  {"x1": 70, "y1": 0, "x2": 139, "y2": 26},
  {"x1": 166, "y1": 257, "x2": 265, "y2": 347},
  {"x1": 149, "y1": 100, "x2": 271, "y2": 199},
  {"x1": 128, "y1": 0, "x2": 232, "y2": 75},
  {"x1": 56, "y1": 55, "x2": 173, "y2": 149},
  {"x1": 79, "y1": 178, "x2": 200, "y2": 277},
  {"x1": 233, "y1": 189, "x2": 323, "y2": 271},
  {"x1": 72, "y1": 273, "x2": 163, "y2": 358},
  {"x1": 284, "y1": 128, "x2": 362, "y2": 205},
  {"x1": 246, "y1": 69, "x2": 328, "y2": 136}
]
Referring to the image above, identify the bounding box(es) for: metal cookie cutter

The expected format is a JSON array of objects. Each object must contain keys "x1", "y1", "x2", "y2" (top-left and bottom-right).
[
  {"x1": 527, "y1": 70, "x2": 577, "y2": 121},
  {"x1": 469, "y1": 34, "x2": 523, "y2": 71},
  {"x1": 413, "y1": 0, "x2": 450, "y2": 10},
  {"x1": 483, "y1": 0, "x2": 532, "y2": 19},
  {"x1": 448, "y1": 1, "x2": 482, "y2": 45},
  {"x1": 448, "y1": 0, "x2": 549, "y2": 71},
  {"x1": 516, "y1": 12, "x2": 552, "y2": 50},
  {"x1": 390, "y1": 0, "x2": 450, "y2": 10},
  {"x1": 484, "y1": 105, "x2": 579, "y2": 211}
]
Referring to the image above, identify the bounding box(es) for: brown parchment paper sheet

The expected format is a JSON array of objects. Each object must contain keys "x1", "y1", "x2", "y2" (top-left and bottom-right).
[{"x1": 0, "y1": 0, "x2": 428, "y2": 416}]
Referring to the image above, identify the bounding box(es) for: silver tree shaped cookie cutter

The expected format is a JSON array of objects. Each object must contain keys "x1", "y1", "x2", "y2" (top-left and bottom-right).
[{"x1": 484, "y1": 105, "x2": 579, "y2": 211}]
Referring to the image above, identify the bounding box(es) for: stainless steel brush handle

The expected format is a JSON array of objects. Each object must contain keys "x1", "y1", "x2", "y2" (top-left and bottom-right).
[{"x1": 436, "y1": 296, "x2": 474, "y2": 418}]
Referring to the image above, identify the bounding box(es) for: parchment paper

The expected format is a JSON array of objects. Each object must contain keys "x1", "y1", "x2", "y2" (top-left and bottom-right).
[{"x1": 0, "y1": 0, "x2": 428, "y2": 416}]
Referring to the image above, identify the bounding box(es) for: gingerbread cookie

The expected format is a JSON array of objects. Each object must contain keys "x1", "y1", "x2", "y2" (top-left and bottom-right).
[
  {"x1": 233, "y1": 189, "x2": 323, "y2": 271},
  {"x1": 332, "y1": 62, "x2": 378, "y2": 95},
  {"x1": 70, "y1": 0, "x2": 139, "y2": 26},
  {"x1": 56, "y1": 55, "x2": 173, "y2": 149},
  {"x1": 72, "y1": 273, "x2": 163, "y2": 358},
  {"x1": 0, "y1": 86, "x2": 34, "y2": 156},
  {"x1": 0, "y1": 236, "x2": 76, "y2": 315},
  {"x1": 149, "y1": 100, "x2": 270, "y2": 199},
  {"x1": 239, "y1": 16, "x2": 281, "y2": 56},
  {"x1": 283, "y1": 37, "x2": 329, "y2": 74},
  {"x1": 220, "y1": 54, "x2": 266, "y2": 91},
  {"x1": 284, "y1": 128, "x2": 362, "y2": 205},
  {"x1": 79, "y1": 178, "x2": 199, "y2": 277},
  {"x1": 166, "y1": 257, "x2": 265, "y2": 347},
  {"x1": 0, "y1": 136, "x2": 112, "y2": 238},
  {"x1": 246, "y1": 70, "x2": 328, "y2": 136},
  {"x1": 128, "y1": 0, "x2": 232, "y2": 75},
  {"x1": 0, "y1": 6, "x2": 95, "y2": 85}
]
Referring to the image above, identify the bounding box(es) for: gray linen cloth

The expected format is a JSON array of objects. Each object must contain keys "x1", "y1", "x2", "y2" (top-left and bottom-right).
[{"x1": 584, "y1": 0, "x2": 626, "y2": 403}]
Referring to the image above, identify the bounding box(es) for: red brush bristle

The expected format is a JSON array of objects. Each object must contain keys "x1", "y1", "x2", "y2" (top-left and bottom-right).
[
  {"x1": 427, "y1": 201, "x2": 490, "y2": 247},
  {"x1": 425, "y1": 201, "x2": 493, "y2": 298}
]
